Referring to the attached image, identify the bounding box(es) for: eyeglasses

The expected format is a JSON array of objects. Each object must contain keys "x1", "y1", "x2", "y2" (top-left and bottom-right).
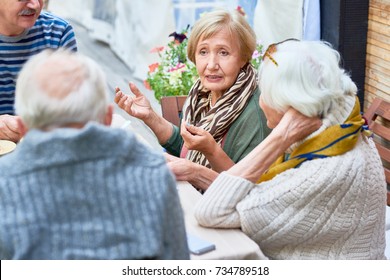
[
  {"x1": 262, "y1": 38, "x2": 299, "y2": 66},
  {"x1": 17, "y1": 0, "x2": 39, "y2": 3}
]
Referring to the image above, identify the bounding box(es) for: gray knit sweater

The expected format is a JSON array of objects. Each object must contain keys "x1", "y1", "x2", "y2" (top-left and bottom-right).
[{"x1": 0, "y1": 123, "x2": 189, "y2": 260}]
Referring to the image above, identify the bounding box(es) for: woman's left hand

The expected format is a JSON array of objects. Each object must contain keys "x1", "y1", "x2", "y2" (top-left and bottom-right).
[
  {"x1": 165, "y1": 153, "x2": 196, "y2": 182},
  {"x1": 165, "y1": 153, "x2": 219, "y2": 190},
  {"x1": 180, "y1": 121, "x2": 217, "y2": 156}
]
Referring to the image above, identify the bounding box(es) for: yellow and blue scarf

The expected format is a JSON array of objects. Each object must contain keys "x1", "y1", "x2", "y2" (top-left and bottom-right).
[{"x1": 258, "y1": 97, "x2": 370, "y2": 183}]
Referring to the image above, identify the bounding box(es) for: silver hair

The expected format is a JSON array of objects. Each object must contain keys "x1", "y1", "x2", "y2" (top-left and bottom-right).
[
  {"x1": 15, "y1": 49, "x2": 109, "y2": 129},
  {"x1": 259, "y1": 40, "x2": 357, "y2": 117}
]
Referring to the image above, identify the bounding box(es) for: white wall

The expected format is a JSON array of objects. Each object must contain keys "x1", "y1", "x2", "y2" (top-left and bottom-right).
[{"x1": 49, "y1": 0, "x2": 175, "y2": 80}]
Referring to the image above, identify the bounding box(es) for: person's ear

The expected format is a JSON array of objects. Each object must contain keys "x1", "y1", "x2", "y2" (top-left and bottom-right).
[
  {"x1": 16, "y1": 117, "x2": 28, "y2": 139},
  {"x1": 104, "y1": 104, "x2": 114, "y2": 126}
]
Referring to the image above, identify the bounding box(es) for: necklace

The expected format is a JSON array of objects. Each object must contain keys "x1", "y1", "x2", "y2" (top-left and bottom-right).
[{"x1": 208, "y1": 93, "x2": 214, "y2": 109}]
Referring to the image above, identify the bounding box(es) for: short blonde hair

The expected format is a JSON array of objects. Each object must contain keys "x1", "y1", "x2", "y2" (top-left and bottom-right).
[{"x1": 187, "y1": 9, "x2": 256, "y2": 64}]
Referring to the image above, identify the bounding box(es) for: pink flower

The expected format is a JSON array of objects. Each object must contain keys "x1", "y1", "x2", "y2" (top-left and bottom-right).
[
  {"x1": 143, "y1": 80, "x2": 151, "y2": 90},
  {"x1": 150, "y1": 46, "x2": 164, "y2": 53},
  {"x1": 168, "y1": 63, "x2": 186, "y2": 72},
  {"x1": 236, "y1": 6, "x2": 246, "y2": 17},
  {"x1": 148, "y1": 63, "x2": 159, "y2": 73},
  {"x1": 252, "y1": 50, "x2": 261, "y2": 59}
]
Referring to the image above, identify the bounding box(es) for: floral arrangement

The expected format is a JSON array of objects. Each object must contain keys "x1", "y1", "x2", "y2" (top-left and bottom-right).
[
  {"x1": 251, "y1": 41, "x2": 264, "y2": 70},
  {"x1": 144, "y1": 25, "x2": 198, "y2": 102},
  {"x1": 144, "y1": 8, "x2": 264, "y2": 102}
]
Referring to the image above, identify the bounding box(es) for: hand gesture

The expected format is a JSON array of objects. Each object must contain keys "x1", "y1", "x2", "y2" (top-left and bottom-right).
[
  {"x1": 180, "y1": 121, "x2": 217, "y2": 156},
  {"x1": 0, "y1": 115, "x2": 23, "y2": 142},
  {"x1": 114, "y1": 82, "x2": 153, "y2": 121}
]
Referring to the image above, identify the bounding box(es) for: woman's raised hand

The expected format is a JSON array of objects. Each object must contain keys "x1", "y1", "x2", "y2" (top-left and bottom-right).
[
  {"x1": 114, "y1": 82, "x2": 153, "y2": 121},
  {"x1": 275, "y1": 107, "x2": 322, "y2": 144},
  {"x1": 180, "y1": 121, "x2": 218, "y2": 156}
]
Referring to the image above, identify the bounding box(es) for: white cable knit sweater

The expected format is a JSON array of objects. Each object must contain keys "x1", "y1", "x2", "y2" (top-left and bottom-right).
[{"x1": 195, "y1": 95, "x2": 387, "y2": 259}]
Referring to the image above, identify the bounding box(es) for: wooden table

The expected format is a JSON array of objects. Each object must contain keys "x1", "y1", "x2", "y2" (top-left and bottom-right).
[{"x1": 177, "y1": 181, "x2": 268, "y2": 260}]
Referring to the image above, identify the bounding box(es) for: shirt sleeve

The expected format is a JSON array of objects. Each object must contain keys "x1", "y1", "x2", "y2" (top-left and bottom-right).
[
  {"x1": 161, "y1": 124, "x2": 183, "y2": 157},
  {"x1": 60, "y1": 23, "x2": 78, "y2": 52},
  {"x1": 194, "y1": 172, "x2": 254, "y2": 229}
]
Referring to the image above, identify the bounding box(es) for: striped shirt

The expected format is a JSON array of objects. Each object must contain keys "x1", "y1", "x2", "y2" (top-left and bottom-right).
[{"x1": 0, "y1": 12, "x2": 77, "y2": 115}]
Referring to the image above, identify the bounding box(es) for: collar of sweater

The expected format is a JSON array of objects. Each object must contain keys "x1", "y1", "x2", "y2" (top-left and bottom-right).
[{"x1": 0, "y1": 123, "x2": 138, "y2": 175}]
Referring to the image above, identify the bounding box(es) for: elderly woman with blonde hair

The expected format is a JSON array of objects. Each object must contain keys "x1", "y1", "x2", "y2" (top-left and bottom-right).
[
  {"x1": 115, "y1": 9, "x2": 271, "y2": 190},
  {"x1": 194, "y1": 40, "x2": 387, "y2": 259}
]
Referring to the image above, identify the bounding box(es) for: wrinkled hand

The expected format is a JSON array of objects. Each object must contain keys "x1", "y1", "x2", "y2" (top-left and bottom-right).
[
  {"x1": 165, "y1": 153, "x2": 196, "y2": 182},
  {"x1": 114, "y1": 82, "x2": 153, "y2": 121},
  {"x1": 0, "y1": 114, "x2": 23, "y2": 142},
  {"x1": 274, "y1": 107, "x2": 322, "y2": 144},
  {"x1": 180, "y1": 121, "x2": 217, "y2": 156}
]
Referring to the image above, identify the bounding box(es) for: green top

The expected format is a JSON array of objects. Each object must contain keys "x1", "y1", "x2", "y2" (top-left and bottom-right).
[{"x1": 162, "y1": 87, "x2": 271, "y2": 163}]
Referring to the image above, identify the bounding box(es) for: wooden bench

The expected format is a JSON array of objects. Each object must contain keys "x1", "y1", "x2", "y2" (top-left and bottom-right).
[
  {"x1": 364, "y1": 97, "x2": 390, "y2": 206},
  {"x1": 161, "y1": 96, "x2": 187, "y2": 127}
]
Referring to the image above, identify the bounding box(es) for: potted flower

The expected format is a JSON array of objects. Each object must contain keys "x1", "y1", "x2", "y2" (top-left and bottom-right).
[{"x1": 144, "y1": 26, "x2": 198, "y2": 102}]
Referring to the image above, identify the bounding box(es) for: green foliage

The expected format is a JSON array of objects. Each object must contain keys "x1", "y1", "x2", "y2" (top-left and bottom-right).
[
  {"x1": 145, "y1": 28, "x2": 198, "y2": 102},
  {"x1": 145, "y1": 27, "x2": 264, "y2": 102},
  {"x1": 251, "y1": 42, "x2": 264, "y2": 70}
]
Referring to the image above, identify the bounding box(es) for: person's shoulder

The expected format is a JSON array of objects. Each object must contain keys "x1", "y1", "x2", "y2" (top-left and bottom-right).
[
  {"x1": 33, "y1": 11, "x2": 77, "y2": 48},
  {"x1": 238, "y1": 87, "x2": 261, "y2": 116},
  {"x1": 0, "y1": 151, "x2": 19, "y2": 179},
  {"x1": 250, "y1": 86, "x2": 261, "y2": 102},
  {"x1": 36, "y1": 11, "x2": 72, "y2": 27},
  {"x1": 107, "y1": 127, "x2": 167, "y2": 168},
  {"x1": 117, "y1": 134, "x2": 176, "y2": 189},
  {"x1": 132, "y1": 141, "x2": 167, "y2": 167}
]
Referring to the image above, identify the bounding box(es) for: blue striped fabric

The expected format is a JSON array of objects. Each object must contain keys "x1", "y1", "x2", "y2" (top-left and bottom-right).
[{"x1": 0, "y1": 12, "x2": 77, "y2": 115}]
